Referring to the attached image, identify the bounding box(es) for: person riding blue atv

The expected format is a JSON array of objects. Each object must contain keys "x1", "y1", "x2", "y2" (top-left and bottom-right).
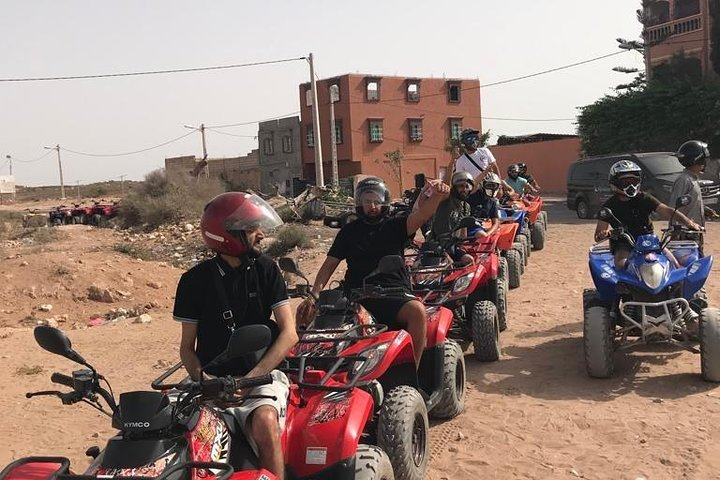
[{"x1": 584, "y1": 195, "x2": 720, "y2": 381}]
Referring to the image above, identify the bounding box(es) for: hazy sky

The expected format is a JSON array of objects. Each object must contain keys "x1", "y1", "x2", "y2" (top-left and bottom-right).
[{"x1": 1, "y1": 0, "x2": 645, "y2": 186}]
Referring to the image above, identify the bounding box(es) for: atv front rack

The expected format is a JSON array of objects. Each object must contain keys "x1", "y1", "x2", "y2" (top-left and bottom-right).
[
  {"x1": 617, "y1": 298, "x2": 699, "y2": 352},
  {"x1": 284, "y1": 354, "x2": 371, "y2": 392},
  {"x1": 297, "y1": 323, "x2": 388, "y2": 343}
]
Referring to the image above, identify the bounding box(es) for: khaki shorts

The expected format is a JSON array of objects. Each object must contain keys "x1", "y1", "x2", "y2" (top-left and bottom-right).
[{"x1": 226, "y1": 370, "x2": 289, "y2": 455}]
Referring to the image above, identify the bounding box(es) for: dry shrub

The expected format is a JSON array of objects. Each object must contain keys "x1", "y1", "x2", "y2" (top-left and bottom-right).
[{"x1": 264, "y1": 224, "x2": 312, "y2": 257}]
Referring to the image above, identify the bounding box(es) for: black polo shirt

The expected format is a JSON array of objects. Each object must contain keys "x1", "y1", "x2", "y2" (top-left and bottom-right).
[
  {"x1": 173, "y1": 253, "x2": 289, "y2": 376},
  {"x1": 328, "y1": 216, "x2": 411, "y2": 292}
]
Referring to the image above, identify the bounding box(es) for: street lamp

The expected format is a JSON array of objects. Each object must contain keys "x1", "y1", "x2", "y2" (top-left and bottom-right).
[{"x1": 44, "y1": 145, "x2": 66, "y2": 199}]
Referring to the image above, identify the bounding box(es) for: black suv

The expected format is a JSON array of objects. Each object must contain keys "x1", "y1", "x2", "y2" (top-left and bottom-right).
[{"x1": 566, "y1": 152, "x2": 720, "y2": 219}]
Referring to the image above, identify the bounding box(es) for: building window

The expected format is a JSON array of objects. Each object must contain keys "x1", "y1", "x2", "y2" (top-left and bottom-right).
[
  {"x1": 366, "y1": 78, "x2": 380, "y2": 102},
  {"x1": 369, "y1": 120, "x2": 384, "y2": 143},
  {"x1": 306, "y1": 125, "x2": 314, "y2": 147},
  {"x1": 333, "y1": 120, "x2": 343, "y2": 145},
  {"x1": 407, "y1": 81, "x2": 420, "y2": 102},
  {"x1": 409, "y1": 119, "x2": 423, "y2": 142},
  {"x1": 449, "y1": 119, "x2": 463, "y2": 140},
  {"x1": 282, "y1": 135, "x2": 293, "y2": 153},
  {"x1": 448, "y1": 82, "x2": 461, "y2": 103},
  {"x1": 263, "y1": 136, "x2": 274, "y2": 155},
  {"x1": 305, "y1": 88, "x2": 313, "y2": 107}
]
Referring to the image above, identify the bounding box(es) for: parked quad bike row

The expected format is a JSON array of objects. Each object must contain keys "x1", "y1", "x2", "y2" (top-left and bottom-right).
[
  {"x1": 1, "y1": 197, "x2": 550, "y2": 480},
  {"x1": 47, "y1": 201, "x2": 120, "y2": 227}
]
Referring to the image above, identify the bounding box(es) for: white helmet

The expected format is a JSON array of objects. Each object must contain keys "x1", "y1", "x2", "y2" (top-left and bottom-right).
[
  {"x1": 482, "y1": 172, "x2": 501, "y2": 197},
  {"x1": 609, "y1": 160, "x2": 642, "y2": 197}
]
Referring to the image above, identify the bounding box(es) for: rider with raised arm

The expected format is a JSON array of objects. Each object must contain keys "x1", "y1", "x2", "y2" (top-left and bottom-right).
[
  {"x1": 173, "y1": 192, "x2": 298, "y2": 478},
  {"x1": 296, "y1": 176, "x2": 450, "y2": 366}
]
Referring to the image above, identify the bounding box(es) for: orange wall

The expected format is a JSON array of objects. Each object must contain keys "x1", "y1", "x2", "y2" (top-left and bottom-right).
[{"x1": 489, "y1": 138, "x2": 582, "y2": 194}]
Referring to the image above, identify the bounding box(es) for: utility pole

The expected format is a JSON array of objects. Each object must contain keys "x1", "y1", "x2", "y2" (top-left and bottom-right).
[
  {"x1": 119, "y1": 174, "x2": 127, "y2": 196},
  {"x1": 308, "y1": 53, "x2": 324, "y2": 186},
  {"x1": 44, "y1": 144, "x2": 65, "y2": 199},
  {"x1": 5, "y1": 155, "x2": 12, "y2": 176},
  {"x1": 184, "y1": 124, "x2": 210, "y2": 178},
  {"x1": 329, "y1": 84, "x2": 339, "y2": 188},
  {"x1": 76, "y1": 180, "x2": 80, "y2": 201}
]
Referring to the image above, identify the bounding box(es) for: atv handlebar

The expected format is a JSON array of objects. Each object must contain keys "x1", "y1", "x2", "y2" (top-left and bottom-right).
[{"x1": 175, "y1": 373, "x2": 273, "y2": 396}]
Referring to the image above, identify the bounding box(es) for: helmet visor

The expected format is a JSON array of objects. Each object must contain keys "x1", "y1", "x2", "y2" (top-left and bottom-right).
[
  {"x1": 355, "y1": 184, "x2": 389, "y2": 208},
  {"x1": 225, "y1": 193, "x2": 283, "y2": 233},
  {"x1": 617, "y1": 176, "x2": 640, "y2": 189}
]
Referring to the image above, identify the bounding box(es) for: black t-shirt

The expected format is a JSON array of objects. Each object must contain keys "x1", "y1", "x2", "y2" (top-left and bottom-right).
[
  {"x1": 172, "y1": 253, "x2": 289, "y2": 376},
  {"x1": 602, "y1": 192, "x2": 661, "y2": 239},
  {"x1": 328, "y1": 216, "x2": 411, "y2": 291},
  {"x1": 519, "y1": 173, "x2": 535, "y2": 184},
  {"x1": 468, "y1": 191, "x2": 500, "y2": 219}
]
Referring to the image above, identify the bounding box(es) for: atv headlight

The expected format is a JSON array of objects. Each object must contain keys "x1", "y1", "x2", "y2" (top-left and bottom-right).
[
  {"x1": 638, "y1": 262, "x2": 666, "y2": 289},
  {"x1": 452, "y1": 273, "x2": 474, "y2": 293},
  {"x1": 352, "y1": 343, "x2": 389, "y2": 377}
]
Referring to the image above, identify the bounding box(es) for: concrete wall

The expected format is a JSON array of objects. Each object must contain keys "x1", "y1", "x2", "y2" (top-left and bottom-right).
[
  {"x1": 490, "y1": 137, "x2": 582, "y2": 194},
  {"x1": 165, "y1": 151, "x2": 261, "y2": 191},
  {"x1": 299, "y1": 73, "x2": 482, "y2": 196},
  {"x1": 258, "y1": 116, "x2": 303, "y2": 196}
]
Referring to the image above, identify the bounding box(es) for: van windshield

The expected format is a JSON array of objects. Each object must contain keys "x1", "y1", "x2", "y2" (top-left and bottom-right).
[{"x1": 638, "y1": 154, "x2": 683, "y2": 176}]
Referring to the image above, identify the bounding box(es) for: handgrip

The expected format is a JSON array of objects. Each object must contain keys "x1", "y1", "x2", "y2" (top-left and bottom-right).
[
  {"x1": 51, "y1": 372, "x2": 75, "y2": 388},
  {"x1": 234, "y1": 373, "x2": 273, "y2": 390}
]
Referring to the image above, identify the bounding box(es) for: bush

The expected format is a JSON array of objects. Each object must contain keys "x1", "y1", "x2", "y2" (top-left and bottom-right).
[
  {"x1": 113, "y1": 243, "x2": 157, "y2": 261},
  {"x1": 264, "y1": 224, "x2": 311, "y2": 257},
  {"x1": 118, "y1": 170, "x2": 224, "y2": 230},
  {"x1": 0, "y1": 211, "x2": 23, "y2": 241},
  {"x1": 28, "y1": 227, "x2": 58, "y2": 244}
]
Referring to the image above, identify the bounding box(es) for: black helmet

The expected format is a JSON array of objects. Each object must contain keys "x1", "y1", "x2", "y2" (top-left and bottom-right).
[
  {"x1": 609, "y1": 160, "x2": 642, "y2": 198},
  {"x1": 354, "y1": 176, "x2": 391, "y2": 223},
  {"x1": 676, "y1": 140, "x2": 710, "y2": 168},
  {"x1": 460, "y1": 128, "x2": 481, "y2": 149},
  {"x1": 517, "y1": 162, "x2": 528, "y2": 175}
]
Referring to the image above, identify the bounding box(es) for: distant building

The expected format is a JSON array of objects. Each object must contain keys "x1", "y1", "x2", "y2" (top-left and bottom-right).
[
  {"x1": 165, "y1": 150, "x2": 261, "y2": 191},
  {"x1": 643, "y1": 0, "x2": 717, "y2": 79},
  {"x1": 257, "y1": 116, "x2": 303, "y2": 196},
  {"x1": 299, "y1": 73, "x2": 482, "y2": 196},
  {"x1": 490, "y1": 134, "x2": 582, "y2": 194}
]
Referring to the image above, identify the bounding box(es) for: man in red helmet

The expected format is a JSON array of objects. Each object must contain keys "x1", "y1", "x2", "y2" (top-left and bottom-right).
[{"x1": 173, "y1": 192, "x2": 298, "y2": 478}]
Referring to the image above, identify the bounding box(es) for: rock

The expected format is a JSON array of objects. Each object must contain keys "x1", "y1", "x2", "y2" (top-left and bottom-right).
[
  {"x1": 639, "y1": 438, "x2": 647, "y2": 444},
  {"x1": 114, "y1": 290, "x2": 131, "y2": 297},
  {"x1": 88, "y1": 286, "x2": 116, "y2": 303},
  {"x1": 37, "y1": 318, "x2": 59, "y2": 328},
  {"x1": 652, "y1": 398, "x2": 664, "y2": 404},
  {"x1": 20, "y1": 261, "x2": 28, "y2": 267},
  {"x1": 38, "y1": 304, "x2": 53, "y2": 312},
  {"x1": 569, "y1": 469, "x2": 581, "y2": 478},
  {"x1": 448, "y1": 446, "x2": 458, "y2": 453},
  {"x1": 455, "y1": 431, "x2": 466, "y2": 441},
  {"x1": 133, "y1": 314, "x2": 152, "y2": 324},
  {"x1": 184, "y1": 224, "x2": 194, "y2": 232},
  {"x1": 112, "y1": 316, "x2": 127, "y2": 322},
  {"x1": 147, "y1": 281, "x2": 163, "y2": 289}
]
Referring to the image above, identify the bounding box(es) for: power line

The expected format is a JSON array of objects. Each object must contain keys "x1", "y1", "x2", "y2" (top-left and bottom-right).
[
  {"x1": 13, "y1": 149, "x2": 55, "y2": 163},
  {"x1": 60, "y1": 131, "x2": 196, "y2": 157},
  {"x1": 205, "y1": 128, "x2": 257, "y2": 139},
  {"x1": 482, "y1": 51, "x2": 628, "y2": 88},
  {"x1": 0, "y1": 56, "x2": 306, "y2": 82}
]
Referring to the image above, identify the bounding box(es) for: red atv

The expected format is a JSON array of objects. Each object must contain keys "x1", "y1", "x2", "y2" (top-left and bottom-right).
[
  {"x1": 408, "y1": 217, "x2": 506, "y2": 361},
  {"x1": 48, "y1": 206, "x2": 73, "y2": 226},
  {"x1": 281, "y1": 256, "x2": 466, "y2": 480},
  {"x1": 4, "y1": 325, "x2": 279, "y2": 480},
  {"x1": 70, "y1": 204, "x2": 94, "y2": 225},
  {"x1": 89, "y1": 200, "x2": 120, "y2": 227},
  {"x1": 502, "y1": 194, "x2": 547, "y2": 251}
]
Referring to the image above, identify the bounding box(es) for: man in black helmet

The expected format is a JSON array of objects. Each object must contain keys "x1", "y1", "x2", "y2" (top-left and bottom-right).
[
  {"x1": 671, "y1": 141, "x2": 719, "y2": 252},
  {"x1": 296, "y1": 176, "x2": 449, "y2": 366}
]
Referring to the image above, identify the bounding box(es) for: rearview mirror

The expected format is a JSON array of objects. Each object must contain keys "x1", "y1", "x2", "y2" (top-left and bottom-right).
[
  {"x1": 597, "y1": 208, "x2": 613, "y2": 222},
  {"x1": 675, "y1": 195, "x2": 691, "y2": 208},
  {"x1": 34, "y1": 326, "x2": 88, "y2": 366},
  {"x1": 203, "y1": 325, "x2": 272, "y2": 371},
  {"x1": 278, "y1": 257, "x2": 301, "y2": 276}
]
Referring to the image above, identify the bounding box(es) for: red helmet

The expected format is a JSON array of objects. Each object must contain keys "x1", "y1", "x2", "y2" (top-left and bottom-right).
[{"x1": 200, "y1": 192, "x2": 283, "y2": 256}]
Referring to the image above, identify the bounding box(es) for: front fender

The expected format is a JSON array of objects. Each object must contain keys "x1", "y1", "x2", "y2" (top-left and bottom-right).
[
  {"x1": 426, "y1": 306, "x2": 453, "y2": 347},
  {"x1": 684, "y1": 256, "x2": 714, "y2": 298}
]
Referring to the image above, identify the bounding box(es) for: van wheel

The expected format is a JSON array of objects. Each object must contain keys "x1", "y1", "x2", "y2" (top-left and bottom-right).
[{"x1": 576, "y1": 199, "x2": 591, "y2": 219}]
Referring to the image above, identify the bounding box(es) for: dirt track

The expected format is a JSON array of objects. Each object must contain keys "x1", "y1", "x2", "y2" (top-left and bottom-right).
[{"x1": 1, "y1": 199, "x2": 719, "y2": 480}]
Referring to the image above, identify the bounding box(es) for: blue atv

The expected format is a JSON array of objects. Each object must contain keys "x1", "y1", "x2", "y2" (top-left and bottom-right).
[
  {"x1": 499, "y1": 204, "x2": 531, "y2": 265},
  {"x1": 584, "y1": 196, "x2": 720, "y2": 381}
]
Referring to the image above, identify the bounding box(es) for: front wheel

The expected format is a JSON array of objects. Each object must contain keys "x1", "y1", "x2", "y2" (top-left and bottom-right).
[
  {"x1": 354, "y1": 445, "x2": 395, "y2": 480},
  {"x1": 700, "y1": 308, "x2": 720, "y2": 382},
  {"x1": 377, "y1": 386, "x2": 429, "y2": 480},
  {"x1": 506, "y1": 249, "x2": 522, "y2": 289},
  {"x1": 576, "y1": 198, "x2": 591, "y2": 219},
  {"x1": 432, "y1": 340, "x2": 466, "y2": 419},
  {"x1": 531, "y1": 222, "x2": 545, "y2": 251},
  {"x1": 497, "y1": 257, "x2": 508, "y2": 331},
  {"x1": 583, "y1": 305, "x2": 614, "y2": 378},
  {"x1": 472, "y1": 300, "x2": 500, "y2": 362}
]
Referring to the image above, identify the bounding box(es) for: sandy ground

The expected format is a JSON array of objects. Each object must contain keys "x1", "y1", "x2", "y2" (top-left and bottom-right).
[{"x1": 1, "y1": 200, "x2": 720, "y2": 480}]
